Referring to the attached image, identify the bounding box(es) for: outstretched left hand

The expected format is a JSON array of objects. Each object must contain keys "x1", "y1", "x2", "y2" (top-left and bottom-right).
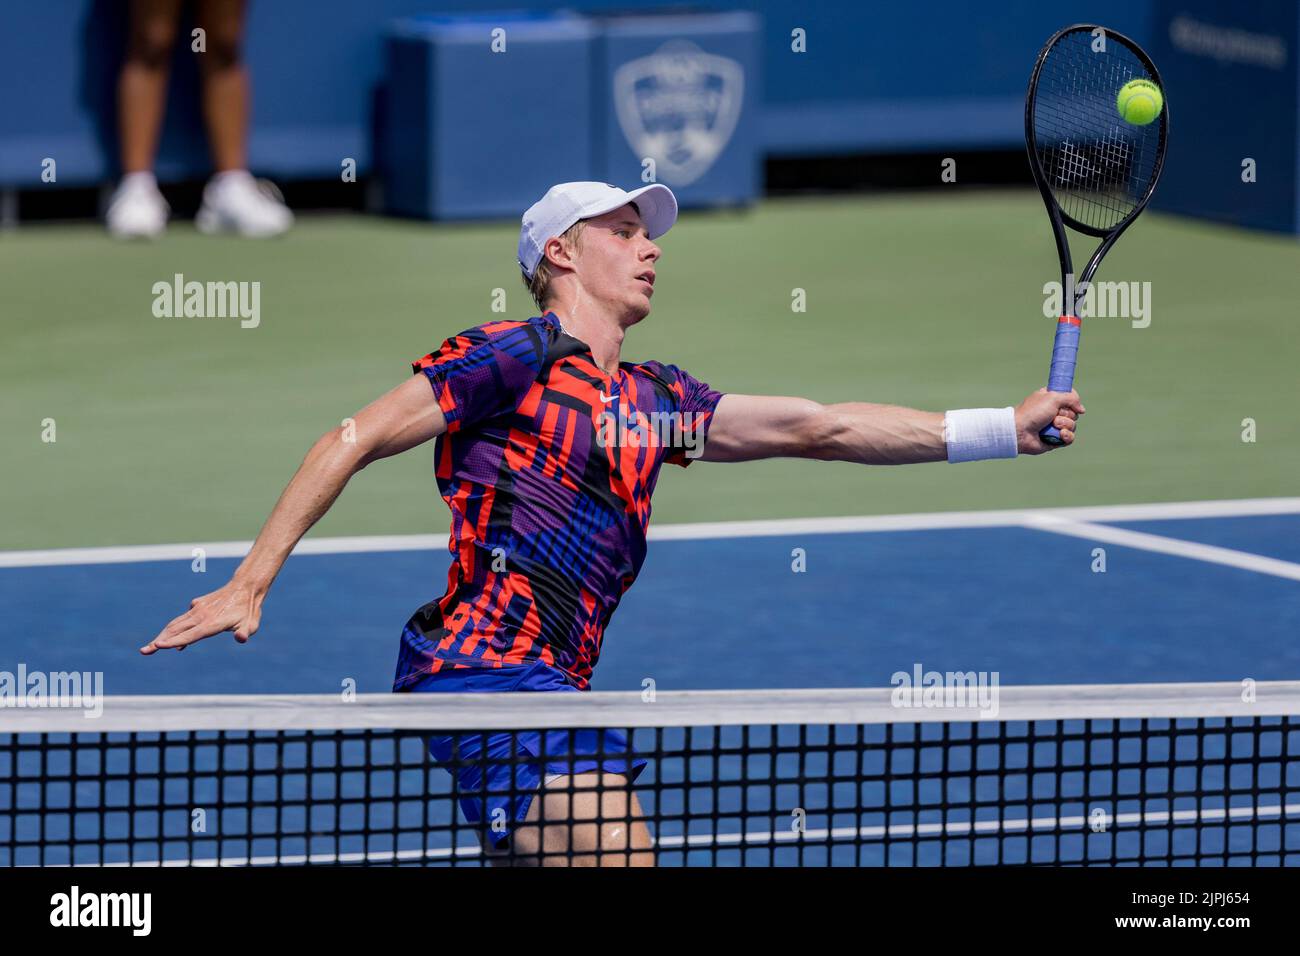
[{"x1": 1015, "y1": 388, "x2": 1085, "y2": 455}]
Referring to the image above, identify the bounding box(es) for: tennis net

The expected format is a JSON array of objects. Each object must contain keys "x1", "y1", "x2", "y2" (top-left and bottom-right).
[{"x1": 3, "y1": 681, "x2": 1298, "y2": 866}]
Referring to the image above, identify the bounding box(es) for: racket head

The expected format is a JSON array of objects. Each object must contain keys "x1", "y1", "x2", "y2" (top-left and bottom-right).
[{"x1": 1026, "y1": 24, "x2": 1169, "y2": 239}]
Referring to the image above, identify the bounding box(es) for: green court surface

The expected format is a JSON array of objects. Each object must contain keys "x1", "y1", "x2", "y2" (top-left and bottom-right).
[{"x1": 3, "y1": 191, "x2": 1297, "y2": 551}]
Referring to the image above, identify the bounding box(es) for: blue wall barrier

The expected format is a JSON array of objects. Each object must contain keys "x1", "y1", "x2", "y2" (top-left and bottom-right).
[
  {"x1": 383, "y1": 12, "x2": 599, "y2": 220},
  {"x1": 0, "y1": 2, "x2": 1156, "y2": 193},
  {"x1": 383, "y1": 10, "x2": 762, "y2": 219},
  {"x1": 1147, "y1": 0, "x2": 1299, "y2": 233}
]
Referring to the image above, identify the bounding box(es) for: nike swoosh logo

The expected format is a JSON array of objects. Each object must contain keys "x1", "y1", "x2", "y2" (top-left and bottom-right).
[{"x1": 599, "y1": 392, "x2": 616, "y2": 403}]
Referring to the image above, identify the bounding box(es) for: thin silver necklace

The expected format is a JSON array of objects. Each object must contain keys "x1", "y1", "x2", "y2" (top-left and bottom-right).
[
  {"x1": 554, "y1": 314, "x2": 617, "y2": 376},
  {"x1": 550, "y1": 312, "x2": 574, "y2": 338}
]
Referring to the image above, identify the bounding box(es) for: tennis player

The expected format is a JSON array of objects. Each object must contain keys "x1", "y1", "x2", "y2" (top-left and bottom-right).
[{"x1": 142, "y1": 181, "x2": 1084, "y2": 866}]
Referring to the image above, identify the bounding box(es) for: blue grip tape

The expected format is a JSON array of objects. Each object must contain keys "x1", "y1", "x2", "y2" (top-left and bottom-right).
[
  {"x1": 1040, "y1": 318, "x2": 1080, "y2": 444},
  {"x1": 1046, "y1": 319, "x2": 1080, "y2": 392}
]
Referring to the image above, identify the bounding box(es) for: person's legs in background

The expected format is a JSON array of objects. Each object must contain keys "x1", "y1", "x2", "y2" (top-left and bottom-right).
[
  {"x1": 195, "y1": 0, "x2": 247, "y2": 174},
  {"x1": 194, "y1": 0, "x2": 293, "y2": 237},
  {"x1": 107, "y1": 0, "x2": 182, "y2": 238}
]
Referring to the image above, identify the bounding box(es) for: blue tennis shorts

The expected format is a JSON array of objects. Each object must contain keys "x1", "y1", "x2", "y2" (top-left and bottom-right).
[{"x1": 410, "y1": 660, "x2": 647, "y2": 850}]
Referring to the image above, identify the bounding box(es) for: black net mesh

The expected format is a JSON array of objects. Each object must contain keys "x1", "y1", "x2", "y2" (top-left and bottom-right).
[{"x1": 4, "y1": 697, "x2": 1298, "y2": 867}]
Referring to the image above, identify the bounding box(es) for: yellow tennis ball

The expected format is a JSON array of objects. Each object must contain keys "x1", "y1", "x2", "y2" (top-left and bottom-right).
[{"x1": 1117, "y1": 79, "x2": 1163, "y2": 125}]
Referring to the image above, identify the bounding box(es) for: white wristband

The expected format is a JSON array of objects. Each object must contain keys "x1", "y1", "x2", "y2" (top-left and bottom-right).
[{"x1": 943, "y1": 407, "x2": 1018, "y2": 463}]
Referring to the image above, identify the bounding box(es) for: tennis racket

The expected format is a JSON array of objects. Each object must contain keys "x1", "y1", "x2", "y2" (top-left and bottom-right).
[{"x1": 1026, "y1": 24, "x2": 1169, "y2": 444}]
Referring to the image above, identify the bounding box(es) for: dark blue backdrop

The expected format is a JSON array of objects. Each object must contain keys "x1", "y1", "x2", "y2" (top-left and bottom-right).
[{"x1": 0, "y1": 1, "x2": 1152, "y2": 187}]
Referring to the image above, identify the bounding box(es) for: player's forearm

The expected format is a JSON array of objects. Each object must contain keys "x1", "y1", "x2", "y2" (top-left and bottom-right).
[
  {"x1": 231, "y1": 429, "x2": 364, "y2": 594},
  {"x1": 812, "y1": 402, "x2": 947, "y2": 465}
]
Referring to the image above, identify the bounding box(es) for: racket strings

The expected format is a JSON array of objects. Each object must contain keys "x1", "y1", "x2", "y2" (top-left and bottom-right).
[{"x1": 1032, "y1": 30, "x2": 1163, "y2": 232}]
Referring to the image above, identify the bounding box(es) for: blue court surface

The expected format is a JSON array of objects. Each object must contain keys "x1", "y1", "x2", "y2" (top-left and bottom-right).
[
  {"x1": 3, "y1": 497, "x2": 1299, "y2": 695},
  {"x1": 3, "y1": 496, "x2": 1299, "y2": 866}
]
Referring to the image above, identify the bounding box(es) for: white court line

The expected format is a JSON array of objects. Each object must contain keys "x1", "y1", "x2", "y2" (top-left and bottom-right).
[
  {"x1": 86, "y1": 800, "x2": 1300, "y2": 866},
  {"x1": 648, "y1": 497, "x2": 1300, "y2": 541},
  {"x1": 0, "y1": 534, "x2": 450, "y2": 569},
  {"x1": 3, "y1": 497, "x2": 1299, "y2": 569},
  {"x1": 1022, "y1": 515, "x2": 1300, "y2": 583}
]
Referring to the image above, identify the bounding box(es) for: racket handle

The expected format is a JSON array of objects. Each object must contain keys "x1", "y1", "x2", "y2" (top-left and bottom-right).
[{"x1": 1040, "y1": 316, "x2": 1080, "y2": 446}]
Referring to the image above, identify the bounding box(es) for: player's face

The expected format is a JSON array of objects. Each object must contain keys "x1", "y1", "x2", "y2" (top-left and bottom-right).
[{"x1": 574, "y1": 205, "x2": 660, "y2": 322}]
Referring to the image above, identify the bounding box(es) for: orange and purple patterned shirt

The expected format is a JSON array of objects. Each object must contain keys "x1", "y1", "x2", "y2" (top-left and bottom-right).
[{"x1": 393, "y1": 312, "x2": 723, "y2": 691}]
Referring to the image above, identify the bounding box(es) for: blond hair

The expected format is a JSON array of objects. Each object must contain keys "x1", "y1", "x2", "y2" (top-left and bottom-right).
[{"x1": 522, "y1": 219, "x2": 588, "y2": 311}]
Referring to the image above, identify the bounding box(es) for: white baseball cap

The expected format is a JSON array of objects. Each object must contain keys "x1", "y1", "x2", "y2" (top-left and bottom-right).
[{"x1": 518, "y1": 181, "x2": 678, "y2": 279}]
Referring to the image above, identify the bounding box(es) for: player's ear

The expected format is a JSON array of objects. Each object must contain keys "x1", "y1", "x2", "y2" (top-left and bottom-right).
[{"x1": 545, "y1": 234, "x2": 577, "y2": 271}]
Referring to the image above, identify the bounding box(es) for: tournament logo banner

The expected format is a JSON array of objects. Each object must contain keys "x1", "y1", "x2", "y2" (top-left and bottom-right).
[{"x1": 613, "y1": 40, "x2": 744, "y2": 186}]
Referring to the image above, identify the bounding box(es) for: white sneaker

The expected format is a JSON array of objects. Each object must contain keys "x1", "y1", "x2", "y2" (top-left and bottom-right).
[
  {"x1": 196, "y1": 171, "x2": 294, "y2": 238},
  {"x1": 106, "y1": 173, "x2": 169, "y2": 239}
]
